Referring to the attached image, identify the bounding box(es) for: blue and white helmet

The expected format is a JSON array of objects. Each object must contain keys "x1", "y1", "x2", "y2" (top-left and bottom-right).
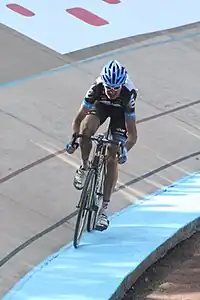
[{"x1": 100, "y1": 60, "x2": 127, "y2": 88}]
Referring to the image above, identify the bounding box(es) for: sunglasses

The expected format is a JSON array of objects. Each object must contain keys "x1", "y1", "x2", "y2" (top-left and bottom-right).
[{"x1": 104, "y1": 85, "x2": 121, "y2": 90}]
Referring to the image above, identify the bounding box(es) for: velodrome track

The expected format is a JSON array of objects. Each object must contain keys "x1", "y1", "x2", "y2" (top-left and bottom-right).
[{"x1": 1, "y1": 21, "x2": 200, "y2": 299}]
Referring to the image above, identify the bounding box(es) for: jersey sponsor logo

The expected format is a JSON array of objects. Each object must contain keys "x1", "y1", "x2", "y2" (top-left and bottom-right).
[
  {"x1": 115, "y1": 128, "x2": 126, "y2": 133},
  {"x1": 85, "y1": 85, "x2": 95, "y2": 98},
  {"x1": 129, "y1": 95, "x2": 135, "y2": 108},
  {"x1": 99, "y1": 100, "x2": 121, "y2": 107}
]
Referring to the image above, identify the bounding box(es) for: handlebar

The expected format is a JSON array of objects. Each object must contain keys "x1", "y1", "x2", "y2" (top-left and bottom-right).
[{"x1": 70, "y1": 133, "x2": 125, "y2": 150}]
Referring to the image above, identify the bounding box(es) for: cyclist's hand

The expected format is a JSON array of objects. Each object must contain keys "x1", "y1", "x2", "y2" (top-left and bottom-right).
[
  {"x1": 66, "y1": 134, "x2": 79, "y2": 154},
  {"x1": 118, "y1": 146, "x2": 128, "y2": 164},
  {"x1": 66, "y1": 142, "x2": 76, "y2": 154}
]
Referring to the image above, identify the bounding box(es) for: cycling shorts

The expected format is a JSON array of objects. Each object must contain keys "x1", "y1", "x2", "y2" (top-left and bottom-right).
[{"x1": 89, "y1": 102, "x2": 127, "y2": 142}]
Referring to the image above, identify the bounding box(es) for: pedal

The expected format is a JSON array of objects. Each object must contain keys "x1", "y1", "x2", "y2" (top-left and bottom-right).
[
  {"x1": 92, "y1": 204, "x2": 98, "y2": 211},
  {"x1": 96, "y1": 192, "x2": 103, "y2": 197}
]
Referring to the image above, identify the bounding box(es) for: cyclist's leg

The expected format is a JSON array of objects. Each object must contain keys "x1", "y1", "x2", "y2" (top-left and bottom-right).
[
  {"x1": 96, "y1": 107, "x2": 127, "y2": 230},
  {"x1": 105, "y1": 107, "x2": 127, "y2": 200},
  {"x1": 96, "y1": 137, "x2": 118, "y2": 230},
  {"x1": 74, "y1": 102, "x2": 108, "y2": 189},
  {"x1": 79, "y1": 114, "x2": 100, "y2": 168}
]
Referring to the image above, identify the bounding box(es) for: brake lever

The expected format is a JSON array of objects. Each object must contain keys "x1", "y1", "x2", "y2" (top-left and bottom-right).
[{"x1": 71, "y1": 134, "x2": 79, "y2": 150}]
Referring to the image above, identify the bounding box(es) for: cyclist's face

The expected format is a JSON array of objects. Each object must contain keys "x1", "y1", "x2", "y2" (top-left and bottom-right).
[{"x1": 104, "y1": 85, "x2": 122, "y2": 99}]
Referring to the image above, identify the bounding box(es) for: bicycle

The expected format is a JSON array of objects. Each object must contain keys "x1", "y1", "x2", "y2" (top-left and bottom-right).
[{"x1": 70, "y1": 122, "x2": 125, "y2": 248}]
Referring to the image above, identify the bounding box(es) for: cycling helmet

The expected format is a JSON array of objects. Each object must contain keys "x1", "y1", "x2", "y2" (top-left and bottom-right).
[{"x1": 100, "y1": 60, "x2": 127, "y2": 88}]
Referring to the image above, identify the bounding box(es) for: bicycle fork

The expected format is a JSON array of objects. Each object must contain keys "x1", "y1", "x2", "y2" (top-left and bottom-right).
[{"x1": 93, "y1": 154, "x2": 105, "y2": 211}]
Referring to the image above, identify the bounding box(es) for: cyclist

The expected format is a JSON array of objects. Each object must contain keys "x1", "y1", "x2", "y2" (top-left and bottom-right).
[{"x1": 66, "y1": 60, "x2": 138, "y2": 231}]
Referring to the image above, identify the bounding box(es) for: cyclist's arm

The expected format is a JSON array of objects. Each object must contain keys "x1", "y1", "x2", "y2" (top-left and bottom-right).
[
  {"x1": 72, "y1": 83, "x2": 97, "y2": 134},
  {"x1": 72, "y1": 103, "x2": 90, "y2": 134},
  {"x1": 125, "y1": 117, "x2": 137, "y2": 151},
  {"x1": 124, "y1": 90, "x2": 138, "y2": 151}
]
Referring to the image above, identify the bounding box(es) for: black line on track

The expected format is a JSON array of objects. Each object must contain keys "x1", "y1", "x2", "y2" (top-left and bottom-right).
[
  {"x1": 0, "y1": 210, "x2": 78, "y2": 268},
  {"x1": 115, "y1": 151, "x2": 200, "y2": 192}
]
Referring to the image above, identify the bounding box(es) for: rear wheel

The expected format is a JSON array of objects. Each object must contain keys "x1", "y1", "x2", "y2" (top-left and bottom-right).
[{"x1": 73, "y1": 168, "x2": 96, "y2": 248}]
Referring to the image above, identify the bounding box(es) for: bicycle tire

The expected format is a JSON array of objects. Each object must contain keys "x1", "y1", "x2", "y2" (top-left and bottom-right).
[
  {"x1": 87, "y1": 205, "x2": 98, "y2": 232},
  {"x1": 87, "y1": 156, "x2": 106, "y2": 232},
  {"x1": 73, "y1": 168, "x2": 96, "y2": 248}
]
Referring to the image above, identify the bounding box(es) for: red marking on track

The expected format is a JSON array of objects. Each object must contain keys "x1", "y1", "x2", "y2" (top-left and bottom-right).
[
  {"x1": 66, "y1": 7, "x2": 109, "y2": 26},
  {"x1": 6, "y1": 4, "x2": 35, "y2": 17},
  {"x1": 103, "y1": 0, "x2": 121, "y2": 3}
]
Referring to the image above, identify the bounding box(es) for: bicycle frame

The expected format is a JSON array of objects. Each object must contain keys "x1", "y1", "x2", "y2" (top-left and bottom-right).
[{"x1": 71, "y1": 122, "x2": 125, "y2": 247}]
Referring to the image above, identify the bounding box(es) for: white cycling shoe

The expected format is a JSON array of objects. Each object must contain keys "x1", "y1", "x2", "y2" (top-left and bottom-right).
[
  {"x1": 95, "y1": 208, "x2": 109, "y2": 231},
  {"x1": 73, "y1": 165, "x2": 88, "y2": 190}
]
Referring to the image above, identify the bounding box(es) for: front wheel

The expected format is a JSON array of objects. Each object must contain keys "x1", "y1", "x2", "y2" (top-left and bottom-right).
[
  {"x1": 87, "y1": 200, "x2": 98, "y2": 232},
  {"x1": 73, "y1": 168, "x2": 96, "y2": 248},
  {"x1": 87, "y1": 159, "x2": 105, "y2": 232}
]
